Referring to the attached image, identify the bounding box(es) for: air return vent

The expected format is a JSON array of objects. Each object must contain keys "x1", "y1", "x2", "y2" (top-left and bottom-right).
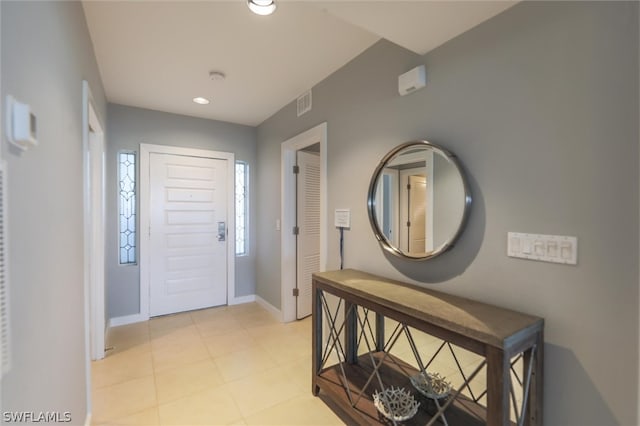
[
  {"x1": 0, "y1": 161, "x2": 10, "y2": 378},
  {"x1": 297, "y1": 90, "x2": 312, "y2": 117}
]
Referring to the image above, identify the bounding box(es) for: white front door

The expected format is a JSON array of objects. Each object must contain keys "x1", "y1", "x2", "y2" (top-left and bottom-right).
[
  {"x1": 149, "y1": 153, "x2": 228, "y2": 317},
  {"x1": 296, "y1": 151, "x2": 320, "y2": 319}
]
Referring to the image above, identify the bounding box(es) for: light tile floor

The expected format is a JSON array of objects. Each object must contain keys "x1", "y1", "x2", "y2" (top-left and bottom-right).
[
  {"x1": 92, "y1": 302, "x2": 518, "y2": 425},
  {"x1": 92, "y1": 303, "x2": 342, "y2": 426}
]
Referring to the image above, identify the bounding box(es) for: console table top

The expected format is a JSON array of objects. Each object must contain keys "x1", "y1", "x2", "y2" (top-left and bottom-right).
[{"x1": 313, "y1": 269, "x2": 543, "y2": 349}]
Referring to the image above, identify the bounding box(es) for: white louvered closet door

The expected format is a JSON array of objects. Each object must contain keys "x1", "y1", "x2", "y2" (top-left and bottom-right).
[{"x1": 296, "y1": 151, "x2": 320, "y2": 319}]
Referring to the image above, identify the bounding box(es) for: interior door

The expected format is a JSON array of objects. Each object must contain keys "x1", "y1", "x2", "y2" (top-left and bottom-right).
[
  {"x1": 149, "y1": 153, "x2": 228, "y2": 317},
  {"x1": 296, "y1": 151, "x2": 320, "y2": 319},
  {"x1": 408, "y1": 174, "x2": 427, "y2": 253},
  {"x1": 400, "y1": 168, "x2": 426, "y2": 253}
]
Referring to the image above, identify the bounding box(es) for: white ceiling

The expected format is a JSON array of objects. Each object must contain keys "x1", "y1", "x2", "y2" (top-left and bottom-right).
[{"x1": 83, "y1": 1, "x2": 516, "y2": 126}]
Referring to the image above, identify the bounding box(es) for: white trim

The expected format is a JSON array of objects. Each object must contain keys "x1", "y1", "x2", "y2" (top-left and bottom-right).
[
  {"x1": 83, "y1": 82, "x2": 107, "y2": 359},
  {"x1": 82, "y1": 80, "x2": 106, "y2": 422},
  {"x1": 425, "y1": 150, "x2": 434, "y2": 252},
  {"x1": 281, "y1": 123, "x2": 327, "y2": 323},
  {"x1": 84, "y1": 413, "x2": 92, "y2": 426},
  {"x1": 140, "y1": 144, "x2": 235, "y2": 319},
  {"x1": 229, "y1": 294, "x2": 256, "y2": 305},
  {"x1": 89, "y1": 123, "x2": 106, "y2": 361},
  {"x1": 108, "y1": 313, "x2": 147, "y2": 328},
  {"x1": 0, "y1": 2, "x2": 4, "y2": 413},
  {"x1": 255, "y1": 295, "x2": 282, "y2": 321}
]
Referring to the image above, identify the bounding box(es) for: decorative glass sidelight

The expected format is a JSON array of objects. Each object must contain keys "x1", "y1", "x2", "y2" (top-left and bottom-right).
[
  {"x1": 118, "y1": 151, "x2": 136, "y2": 264},
  {"x1": 235, "y1": 161, "x2": 248, "y2": 256}
]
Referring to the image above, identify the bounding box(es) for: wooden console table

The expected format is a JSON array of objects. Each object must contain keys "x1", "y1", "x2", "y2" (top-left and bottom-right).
[{"x1": 312, "y1": 269, "x2": 544, "y2": 426}]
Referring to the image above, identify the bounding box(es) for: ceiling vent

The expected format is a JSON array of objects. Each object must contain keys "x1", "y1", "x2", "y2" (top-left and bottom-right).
[{"x1": 297, "y1": 90, "x2": 312, "y2": 117}]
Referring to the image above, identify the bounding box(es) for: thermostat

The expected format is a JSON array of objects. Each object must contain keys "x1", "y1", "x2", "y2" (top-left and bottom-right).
[
  {"x1": 6, "y1": 95, "x2": 38, "y2": 151},
  {"x1": 335, "y1": 209, "x2": 351, "y2": 228}
]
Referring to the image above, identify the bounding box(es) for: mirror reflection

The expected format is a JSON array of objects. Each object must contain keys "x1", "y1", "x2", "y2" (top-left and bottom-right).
[{"x1": 368, "y1": 141, "x2": 471, "y2": 260}]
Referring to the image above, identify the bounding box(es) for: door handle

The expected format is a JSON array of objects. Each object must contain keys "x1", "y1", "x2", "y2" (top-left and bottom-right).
[{"x1": 217, "y1": 222, "x2": 226, "y2": 242}]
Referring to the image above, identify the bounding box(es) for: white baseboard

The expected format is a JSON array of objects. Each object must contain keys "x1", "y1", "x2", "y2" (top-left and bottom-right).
[
  {"x1": 109, "y1": 297, "x2": 270, "y2": 326},
  {"x1": 84, "y1": 413, "x2": 91, "y2": 426},
  {"x1": 108, "y1": 313, "x2": 148, "y2": 328},
  {"x1": 255, "y1": 295, "x2": 282, "y2": 321},
  {"x1": 229, "y1": 294, "x2": 256, "y2": 305}
]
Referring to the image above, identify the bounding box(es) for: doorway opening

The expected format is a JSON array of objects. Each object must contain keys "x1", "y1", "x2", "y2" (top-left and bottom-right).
[{"x1": 281, "y1": 123, "x2": 327, "y2": 322}]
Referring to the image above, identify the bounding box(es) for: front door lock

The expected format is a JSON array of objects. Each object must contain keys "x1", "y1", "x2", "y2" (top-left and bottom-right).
[{"x1": 217, "y1": 222, "x2": 226, "y2": 242}]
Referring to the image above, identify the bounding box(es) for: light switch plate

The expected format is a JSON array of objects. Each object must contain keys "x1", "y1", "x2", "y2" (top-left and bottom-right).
[{"x1": 508, "y1": 232, "x2": 577, "y2": 265}]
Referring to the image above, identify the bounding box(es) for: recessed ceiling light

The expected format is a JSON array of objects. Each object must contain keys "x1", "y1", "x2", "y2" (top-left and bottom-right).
[
  {"x1": 193, "y1": 97, "x2": 210, "y2": 105},
  {"x1": 247, "y1": 0, "x2": 276, "y2": 16}
]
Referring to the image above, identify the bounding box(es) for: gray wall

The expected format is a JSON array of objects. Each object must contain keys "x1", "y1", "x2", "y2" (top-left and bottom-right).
[
  {"x1": 106, "y1": 104, "x2": 257, "y2": 319},
  {"x1": 256, "y1": 2, "x2": 639, "y2": 425},
  {"x1": 1, "y1": 0, "x2": 107, "y2": 422}
]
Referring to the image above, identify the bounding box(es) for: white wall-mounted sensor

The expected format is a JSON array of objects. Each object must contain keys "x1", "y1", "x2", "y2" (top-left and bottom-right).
[
  {"x1": 335, "y1": 209, "x2": 351, "y2": 228},
  {"x1": 398, "y1": 65, "x2": 426, "y2": 96},
  {"x1": 6, "y1": 96, "x2": 37, "y2": 151}
]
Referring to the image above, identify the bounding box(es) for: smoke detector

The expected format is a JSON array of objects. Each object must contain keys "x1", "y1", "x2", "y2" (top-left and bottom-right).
[{"x1": 209, "y1": 71, "x2": 226, "y2": 81}]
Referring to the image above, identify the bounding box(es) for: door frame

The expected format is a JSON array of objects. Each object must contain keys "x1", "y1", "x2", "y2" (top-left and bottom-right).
[
  {"x1": 140, "y1": 144, "x2": 235, "y2": 319},
  {"x1": 375, "y1": 169, "x2": 399, "y2": 247},
  {"x1": 397, "y1": 150, "x2": 434, "y2": 252},
  {"x1": 82, "y1": 80, "x2": 105, "y2": 362},
  {"x1": 82, "y1": 80, "x2": 105, "y2": 423},
  {"x1": 281, "y1": 123, "x2": 327, "y2": 323}
]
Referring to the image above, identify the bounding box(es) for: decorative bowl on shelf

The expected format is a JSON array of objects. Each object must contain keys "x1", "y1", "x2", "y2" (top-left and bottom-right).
[
  {"x1": 372, "y1": 387, "x2": 420, "y2": 422},
  {"x1": 410, "y1": 372, "x2": 452, "y2": 399}
]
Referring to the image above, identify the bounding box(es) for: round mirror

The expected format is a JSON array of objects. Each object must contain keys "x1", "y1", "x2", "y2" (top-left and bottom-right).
[{"x1": 367, "y1": 141, "x2": 471, "y2": 260}]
